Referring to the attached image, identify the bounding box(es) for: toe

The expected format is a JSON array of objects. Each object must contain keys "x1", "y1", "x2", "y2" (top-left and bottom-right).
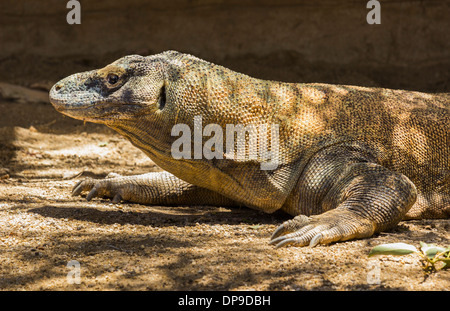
[
  {"x1": 72, "y1": 178, "x2": 94, "y2": 196},
  {"x1": 270, "y1": 209, "x2": 376, "y2": 248},
  {"x1": 270, "y1": 215, "x2": 311, "y2": 240},
  {"x1": 86, "y1": 186, "x2": 99, "y2": 201}
]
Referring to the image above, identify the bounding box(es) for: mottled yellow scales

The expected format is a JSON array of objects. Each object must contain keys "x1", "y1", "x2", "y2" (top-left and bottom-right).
[{"x1": 49, "y1": 51, "x2": 449, "y2": 247}]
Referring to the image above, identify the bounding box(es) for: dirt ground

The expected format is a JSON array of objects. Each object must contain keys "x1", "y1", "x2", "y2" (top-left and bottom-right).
[{"x1": 0, "y1": 82, "x2": 449, "y2": 291}]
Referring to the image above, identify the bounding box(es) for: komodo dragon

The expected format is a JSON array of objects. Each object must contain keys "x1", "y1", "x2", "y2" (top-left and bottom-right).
[{"x1": 49, "y1": 51, "x2": 449, "y2": 248}]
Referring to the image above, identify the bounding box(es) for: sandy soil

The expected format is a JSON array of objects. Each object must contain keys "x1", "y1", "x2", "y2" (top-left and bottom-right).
[{"x1": 0, "y1": 91, "x2": 449, "y2": 291}]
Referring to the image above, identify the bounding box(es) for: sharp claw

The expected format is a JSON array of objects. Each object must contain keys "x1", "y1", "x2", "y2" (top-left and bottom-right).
[
  {"x1": 270, "y1": 226, "x2": 326, "y2": 248},
  {"x1": 270, "y1": 231, "x2": 299, "y2": 245},
  {"x1": 275, "y1": 238, "x2": 297, "y2": 248},
  {"x1": 271, "y1": 215, "x2": 312, "y2": 241},
  {"x1": 309, "y1": 233, "x2": 322, "y2": 248},
  {"x1": 269, "y1": 235, "x2": 284, "y2": 245},
  {"x1": 270, "y1": 224, "x2": 287, "y2": 240},
  {"x1": 72, "y1": 180, "x2": 84, "y2": 196},
  {"x1": 86, "y1": 187, "x2": 98, "y2": 201}
]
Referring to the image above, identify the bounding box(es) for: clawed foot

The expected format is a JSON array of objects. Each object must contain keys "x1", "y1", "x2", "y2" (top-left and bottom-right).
[
  {"x1": 269, "y1": 210, "x2": 374, "y2": 248},
  {"x1": 72, "y1": 173, "x2": 127, "y2": 203},
  {"x1": 270, "y1": 215, "x2": 321, "y2": 248}
]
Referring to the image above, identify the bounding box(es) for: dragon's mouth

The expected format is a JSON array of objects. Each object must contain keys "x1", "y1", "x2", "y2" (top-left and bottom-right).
[
  {"x1": 49, "y1": 82, "x2": 146, "y2": 123},
  {"x1": 50, "y1": 101, "x2": 145, "y2": 123},
  {"x1": 49, "y1": 85, "x2": 102, "y2": 108}
]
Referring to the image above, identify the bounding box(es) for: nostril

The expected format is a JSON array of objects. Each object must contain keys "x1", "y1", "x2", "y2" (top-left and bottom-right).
[{"x1": 54, "y1": 84, "x2": 62, "y2": 92}]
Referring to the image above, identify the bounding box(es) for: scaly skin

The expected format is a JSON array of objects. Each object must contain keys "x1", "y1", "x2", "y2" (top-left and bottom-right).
[{"x1": 49, "y1": 51, "x2": 449, "y2": 247}]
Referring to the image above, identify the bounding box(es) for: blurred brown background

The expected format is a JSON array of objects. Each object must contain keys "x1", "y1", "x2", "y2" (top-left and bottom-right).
[{"x1": 1, "y1": 0, "x2": 449, "y2": 92}]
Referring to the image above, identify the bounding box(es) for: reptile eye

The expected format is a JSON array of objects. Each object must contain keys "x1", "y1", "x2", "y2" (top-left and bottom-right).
[{"x1": 107, "y1": 73, "x2": 119, "y2": 85}]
